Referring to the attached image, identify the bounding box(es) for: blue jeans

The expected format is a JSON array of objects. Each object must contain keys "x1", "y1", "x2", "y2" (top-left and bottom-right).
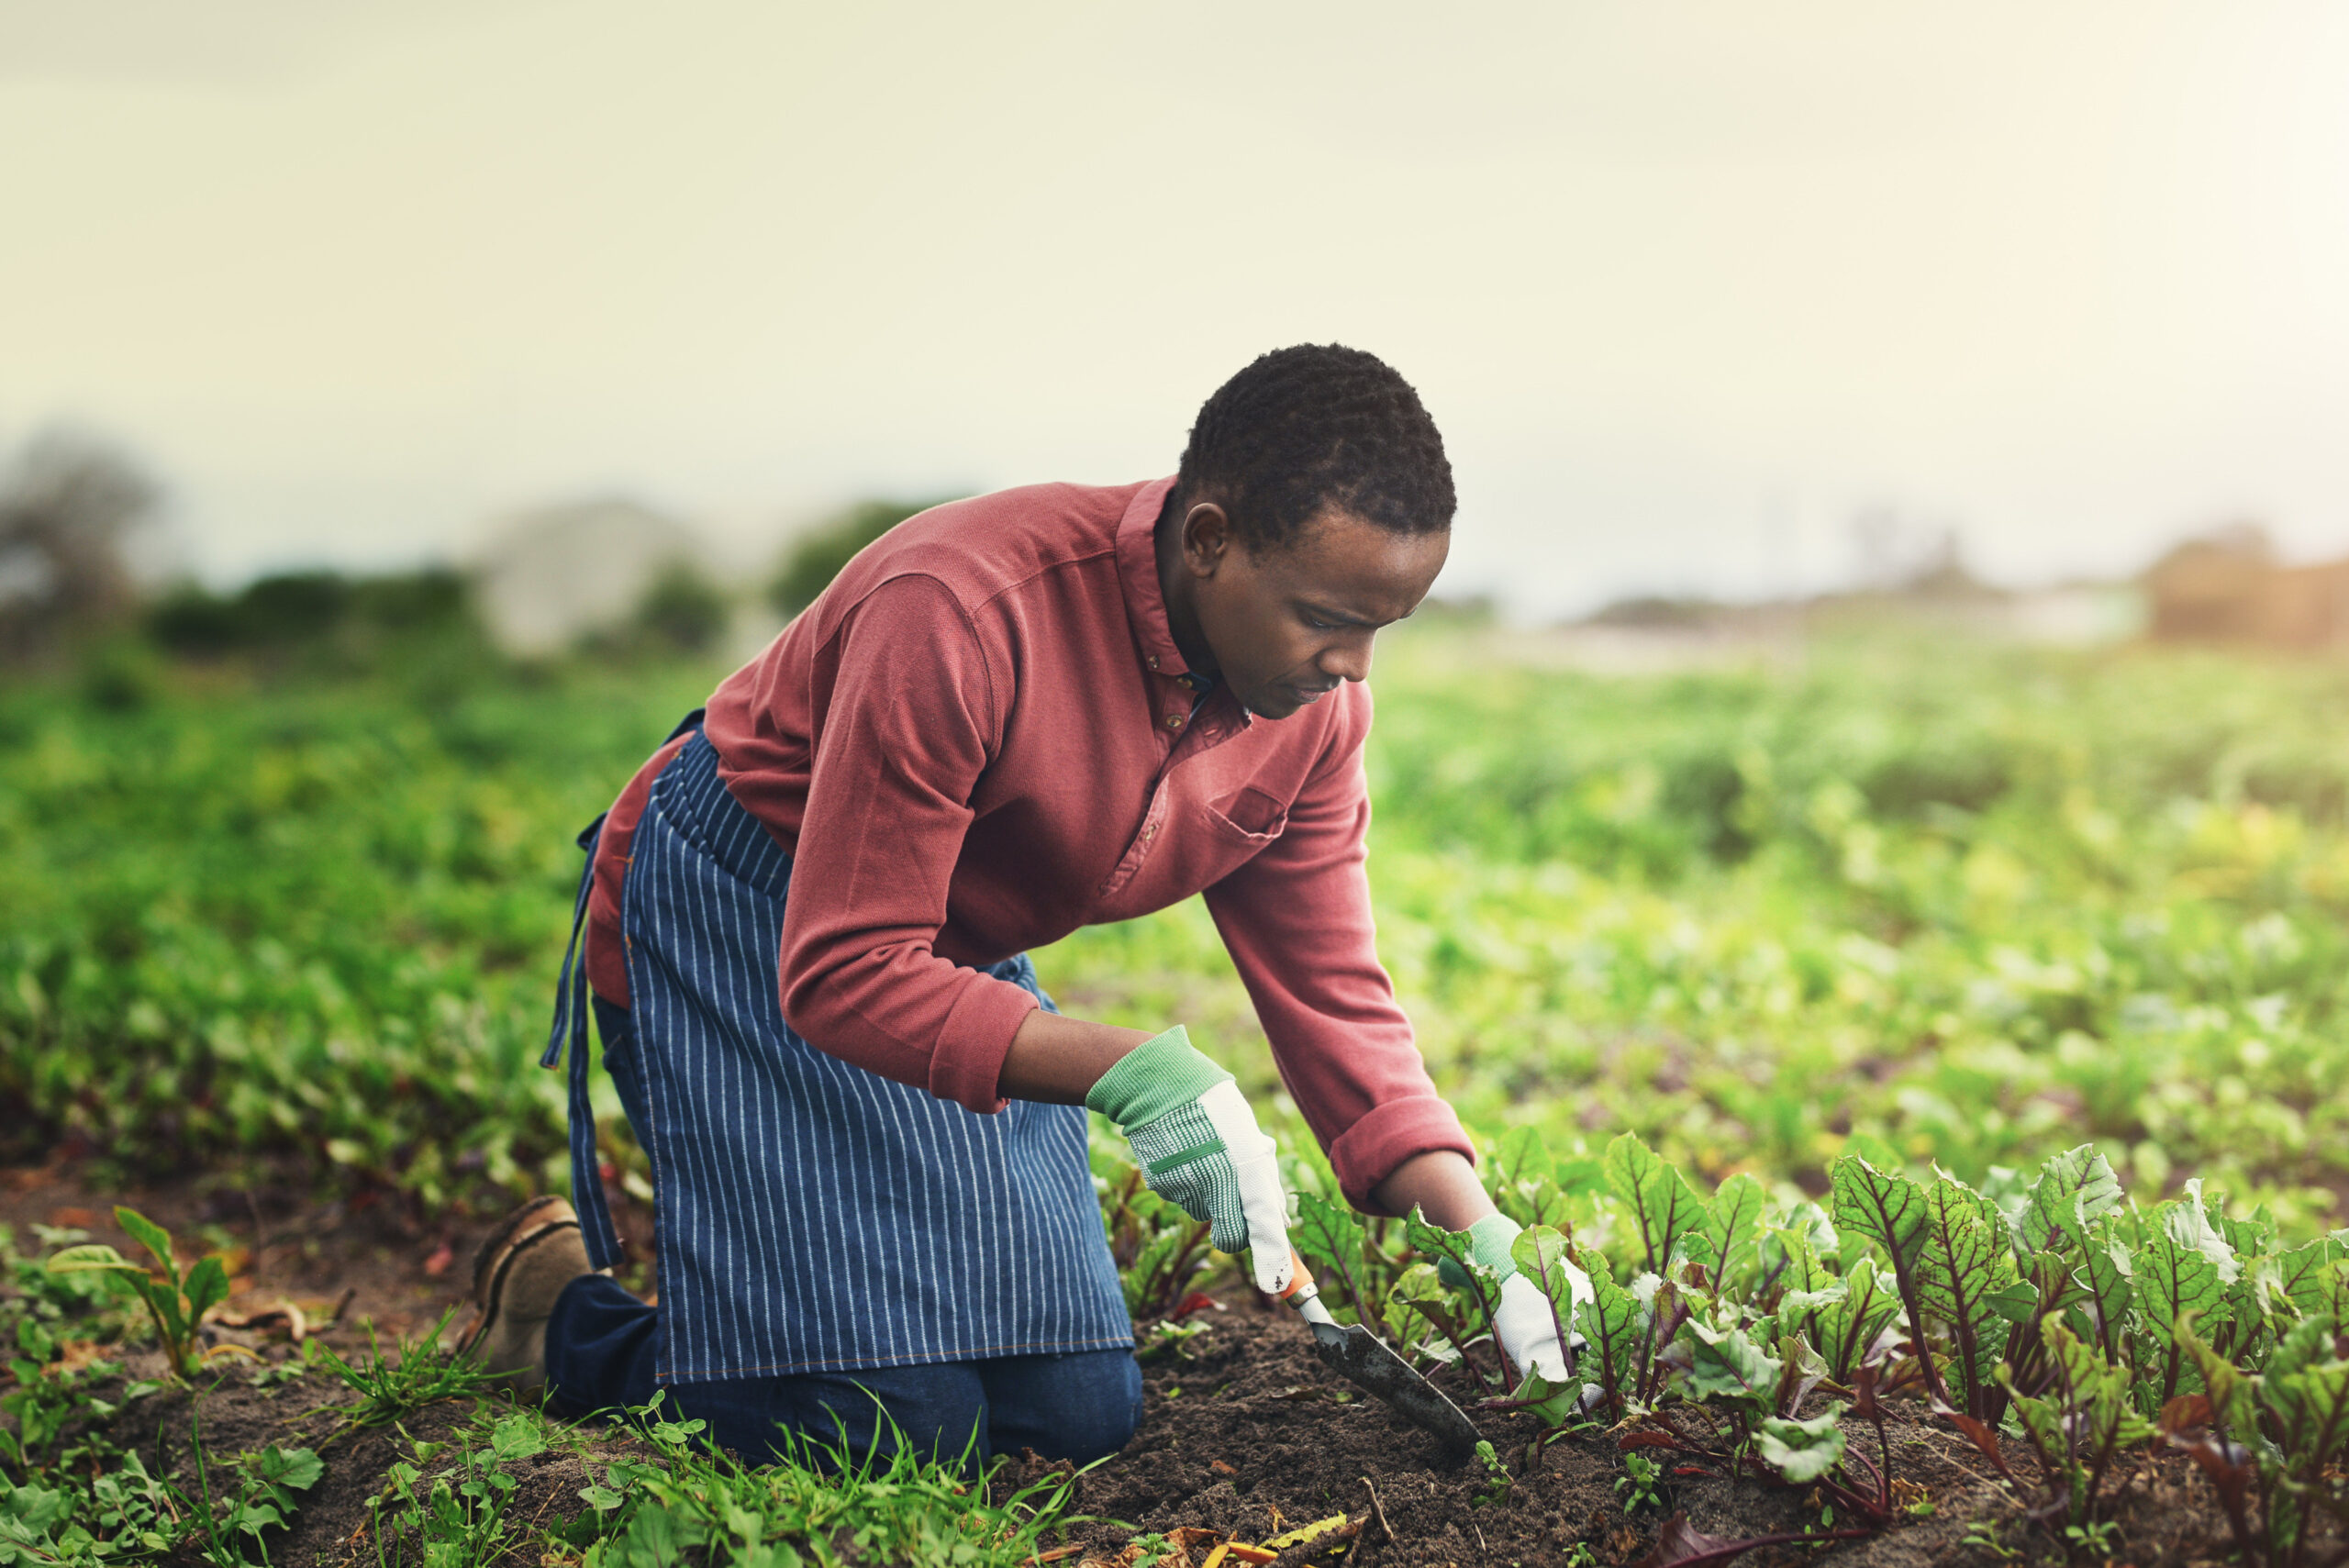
[{"x1": 544, "y1": 1275, "x2": 1142, "y2": 1470}]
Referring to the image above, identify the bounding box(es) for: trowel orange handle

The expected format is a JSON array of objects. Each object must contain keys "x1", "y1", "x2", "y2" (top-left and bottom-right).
[{"x1": 1281, "y1": 1246, "x2": 1320, "y2": 1307}]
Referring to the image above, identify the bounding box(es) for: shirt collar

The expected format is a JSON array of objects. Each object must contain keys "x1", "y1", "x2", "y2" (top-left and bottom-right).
[
  {"x1": 1116, "y1": 476, "x2": 1248, "y2": 734},
  {"x1": 1116, "y1": 476, "x2": 1196, "y2": 682}
]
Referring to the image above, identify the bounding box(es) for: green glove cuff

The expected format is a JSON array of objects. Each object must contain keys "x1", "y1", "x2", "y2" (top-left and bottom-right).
[
  {"x1": 1085, "y1": 1026, "x2": 1233, "y2": 1130},
  {"x1": 1440, "y1": 1214, "x2": 1526, "y2": 1290},
  {"x1": 1468, "y1": 1214, "x2": 1524, "y2": 1280}
]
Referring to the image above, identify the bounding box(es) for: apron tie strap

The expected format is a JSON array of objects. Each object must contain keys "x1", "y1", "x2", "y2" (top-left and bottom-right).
[
  {"x1": 544, "y1": 707, "x2": 707, "y2": 1273},
  {"x1": 549, "y1": 810, "x2": 621, "y2": 1269}
]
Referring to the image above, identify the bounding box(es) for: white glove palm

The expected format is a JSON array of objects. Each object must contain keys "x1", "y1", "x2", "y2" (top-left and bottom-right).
[{"x1": 1463, "y1": 1214, "x2": 1590, "y2": 1388}]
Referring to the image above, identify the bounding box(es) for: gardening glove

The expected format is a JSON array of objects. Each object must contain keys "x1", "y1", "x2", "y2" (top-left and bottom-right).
[
  {"x1": 1453, "y1": 1214, "x2": 1592, "y2": 1387},
  {"x1": 1086, "y1": 1025, "x2": 1295, "y2": 1296}
]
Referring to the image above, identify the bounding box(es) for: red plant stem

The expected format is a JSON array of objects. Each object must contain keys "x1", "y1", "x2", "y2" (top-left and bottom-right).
[
  {"x1": 1866, "y1": 1241, "x2": 1950, "y2": 1408},
  {"x1": 1870, "y1": 1406, "x2": 1894, "y2": 1513}
]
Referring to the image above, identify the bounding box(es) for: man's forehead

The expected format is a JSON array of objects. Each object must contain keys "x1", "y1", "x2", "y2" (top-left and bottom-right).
[{"x1": 1275, "y1": 509, "x2": 1448, "y2": 617}]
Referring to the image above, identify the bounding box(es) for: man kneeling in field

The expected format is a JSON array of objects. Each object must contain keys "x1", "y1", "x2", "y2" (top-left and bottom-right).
[{"x1": 458, "y1": 344, "x2": 1574, "y2": 1462}]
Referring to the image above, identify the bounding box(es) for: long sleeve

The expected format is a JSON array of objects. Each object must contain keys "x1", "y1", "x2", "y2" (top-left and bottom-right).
[
  {"x1": 774, "y1": 574, "x2": 1041, "y2": 1113},
  {"x1": 1201, "y1": 692, "x2": 1472, "y2": 1211}
]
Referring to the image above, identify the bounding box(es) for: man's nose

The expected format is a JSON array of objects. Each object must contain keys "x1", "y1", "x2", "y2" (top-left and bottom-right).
[{"x1": 1320, "y1": 635, "x2": 1374, "y2": 684}]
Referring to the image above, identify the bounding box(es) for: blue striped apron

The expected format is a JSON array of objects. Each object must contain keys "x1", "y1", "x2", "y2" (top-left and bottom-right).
[{"x1": 543, "y1": 725, "x2": 1132, "y2": 1384}]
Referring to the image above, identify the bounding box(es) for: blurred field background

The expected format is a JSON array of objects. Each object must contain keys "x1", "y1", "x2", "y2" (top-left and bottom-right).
[
  {"x1": 11, "y1": 539, "x2": 2349, "y2": 1240},
  {"x1": 8, "y1": 3, "x2": 2349, "y2": 1241}
]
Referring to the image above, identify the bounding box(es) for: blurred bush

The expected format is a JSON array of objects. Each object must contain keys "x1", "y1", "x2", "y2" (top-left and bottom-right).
[
  {"x1": 0, "y1": 431, "x2": 158, "y2": 664},
  {"x1": 630, "y1": 561, "x2": 729, "y2": 654},
  {"x1": 768, "y1": 497, "x2": 955, "y2": 617},
  {"x1": 147, "y1": 565, "x2": 490, "y2": 680}
]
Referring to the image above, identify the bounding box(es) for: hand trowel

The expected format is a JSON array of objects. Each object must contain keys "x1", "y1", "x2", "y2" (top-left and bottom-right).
[{"x1": 1277, "y1": 1249, "x2": 1482, "y2": 1462}]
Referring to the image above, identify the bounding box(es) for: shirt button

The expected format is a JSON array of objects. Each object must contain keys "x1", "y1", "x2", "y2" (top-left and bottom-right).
[
  {"x1": 1147, "y1": 655, "x2": 1160, "y2": 670},
  {"x1": 1164, "y1": 713, "x2": 1184, "y2": 730},
  {"x1": 1142, "y1": 823, "x2": 1158, "y2": 841}
]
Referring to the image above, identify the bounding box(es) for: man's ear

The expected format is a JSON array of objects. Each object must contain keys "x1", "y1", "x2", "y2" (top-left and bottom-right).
[{"x1": 1181, "y1": 502, "x2": 1234, "y2": 578}]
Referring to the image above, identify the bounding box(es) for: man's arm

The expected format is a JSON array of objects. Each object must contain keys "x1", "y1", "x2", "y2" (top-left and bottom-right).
[
  {"x1": 997, "y1": 1009, "x2": 1153, "y2": 1103},
  {"x1": 775, "y1": 574, "x2": 1047, "y2": 1110},
  {"x1": 1372, "y1": 1149, "x2": 1495, "y2": 1230},
  {"x1": 1198, "y1": 692, "x2": 1475, "y2": 1212}
]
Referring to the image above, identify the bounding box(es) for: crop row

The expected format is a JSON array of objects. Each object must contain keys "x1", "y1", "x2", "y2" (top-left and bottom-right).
[{"x1": 1097, "y1": 1118, "x2": 2349, "y2": 1564}]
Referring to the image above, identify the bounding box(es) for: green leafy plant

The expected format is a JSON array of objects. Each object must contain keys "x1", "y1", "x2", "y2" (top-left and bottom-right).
[
  {"x1": 1289, "y1": 1191, "x2": 1420, "y2": 1341},
  {"x1": 1403, "y1": 1211, "x2": 1511, "y2": 1394},
  {"x1": 2164, "y1": 1313, "x2": 2349, "y2": 1568},
  {"x1": 1941, "y1": 1315, "x2": 2152, "y2": 1536},
  {"x1": 557, "y1": 1394, "x2": 1083, "y2": 1568},
  {"x1": 1757, "y1": 1359, "x2": 1915, "y2": 1530},
  {"x1": 1564, "y1": 1241, "x2": 1643, "y2": 1413},
  {"x1": 1471, "y1": 1440, "x2": 1511, "y2": 1507},
  {"x1": 367, "y1": 1410, "x2": 549, "y2": 1568},
  {"x1": 0, "y1": 1448, "x2": 184, "y2": 1565},
  {"x1": 1961, "y1": 1518, "x2": 2023, "y2": 1562},
  {"x1": 2, "y1": 1319, "x2": 117, "y2": 1473},
  {"x1": 186, "y1": 1421, "x2": 324, "y2": 1568},
  {"x1": 2063, "y1": 1518, "x2": 2122, "y2": 1560},
  {"x1": 308, "y1": 1307, "x2": 504, "y2": 1429},
  {"x1": 1604, "y1": 1133, "x2": 1710, "y2": 1279},
  {"x1": 2009, "y1": 1316, "x2": 2153, "y2": 1529},
  {"x1": 45, "y1": 1208, "x2": 233, "y2": 1381},
  {"x1": 1614, "y1": 1451, "x2": 1664, "y2": 1515}
]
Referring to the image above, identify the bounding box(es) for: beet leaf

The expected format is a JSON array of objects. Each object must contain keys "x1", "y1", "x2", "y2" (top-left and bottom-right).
[
  {"x1": 1754, "y1": 1410, "x2": 1843, "y2": 1484},
  {"x1": 1569, "y1": 1241, "x2": 1644, "y2": 1411},
  {"x1": 2018, "y1": 1144, "x2": 2123, "y2": 1256},
  {"x1": 2176, "y1": 1312, "x2": 2349, "y2": 1567},
  {"x1": 1999, "y1": 1313, "x2": 2151, "y2": 1527},
  {"x1": 2276, "y1": 1233, "x2": 2349, "y2": 1325},
  {"x1": 2135, "y1": 1191, "x2": 2239, "y2": 1401},
  {"x1": 1606, "y1": 1133, "x2": 1712, "y2": 1277},
  {"x1": 1913, "y1": 1174, "x2": 2028, "y2": 1418},
  {"x1": 1699, "y1": 1173, "x2": 1767, "y2": 1301},
  {"x1": 1830, "y1": 1154, "x2": 1949, "y2": 1405},
  {"x1": 2076, "y1": 1220, "x2": 2136, "y2": 1364},
  {"x1": 1292, "y1": 1191, "x2": 1368, "y2": 1320},
  {"x1": 1486, "y1": 1125, "x2": 1575, "y2": 1231},
  {"x1": 1672, "y1": 1318, "x2": 1782, "y2": 1418}
]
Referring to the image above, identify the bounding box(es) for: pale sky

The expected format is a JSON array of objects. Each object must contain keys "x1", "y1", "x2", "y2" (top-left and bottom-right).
[{"x1": 6, "y1": 2, "x2": 2348, "y2": 617}]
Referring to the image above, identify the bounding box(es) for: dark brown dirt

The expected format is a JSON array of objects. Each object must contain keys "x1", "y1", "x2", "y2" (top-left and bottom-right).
[
  {"x1": 1048, "y1": 1304, "x2": 2265, "y2": 1568},
  {"x1": 0, "y1": 1156, "x2": 657, "y2": 1345}
]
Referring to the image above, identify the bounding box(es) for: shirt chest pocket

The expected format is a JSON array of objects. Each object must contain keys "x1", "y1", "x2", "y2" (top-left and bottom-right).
[
  {"x1": 1200, "y1": 784, "x2": 1289, "y2": 847},
  {"x1": 1096, "y1": 781, "x2": 1291, "y2": 905}
]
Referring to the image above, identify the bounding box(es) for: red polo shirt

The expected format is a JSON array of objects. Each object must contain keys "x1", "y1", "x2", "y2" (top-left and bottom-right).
[{"x1": 584, "y1": 477, "x2": 1470, "y2": 1207}]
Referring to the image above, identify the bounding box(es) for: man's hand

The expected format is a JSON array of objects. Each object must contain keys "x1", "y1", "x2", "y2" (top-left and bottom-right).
[
  {"x1": 1461, "y1": 1214, "x2": 1590, "y2": 1387},
  {"x1": 1085, "y1": 1026, "x2": 1294, "y2": 1295}
]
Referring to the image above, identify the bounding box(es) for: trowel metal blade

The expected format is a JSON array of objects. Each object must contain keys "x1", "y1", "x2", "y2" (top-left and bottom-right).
[{"x1": 1306, "y1": 1320, "x2": 1482, "y2": 1461}]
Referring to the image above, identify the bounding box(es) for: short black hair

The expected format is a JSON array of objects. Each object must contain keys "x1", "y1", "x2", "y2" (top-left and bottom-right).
[{"x1": 1172, "y1": 344, "x2": 1454, "y2": 550}]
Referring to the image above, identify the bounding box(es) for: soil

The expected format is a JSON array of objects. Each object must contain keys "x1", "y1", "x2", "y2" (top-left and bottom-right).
[
  {"x1": 0, "y1": 1154, "x2": 659, "y2": 1343},
  {"x1": 0, "y1": 1163, "x2": 2291, "y2": 1566},
  {"x1": 1048, "y1": 1304, "x2": 2259, "y2": 1567},
  {"x1": 64, "y1": 1362, "x2": 631, "y2": 1568}
]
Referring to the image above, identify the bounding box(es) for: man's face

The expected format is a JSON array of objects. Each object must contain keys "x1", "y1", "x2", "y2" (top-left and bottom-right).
[{"x1": 1186, "y1": 504, "x2": 1450, "y2": 719}]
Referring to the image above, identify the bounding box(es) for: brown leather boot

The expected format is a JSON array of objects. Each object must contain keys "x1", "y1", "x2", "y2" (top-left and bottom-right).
[{"x1": 454, "y1": 1195, "x2": 592, "y2": 1395}]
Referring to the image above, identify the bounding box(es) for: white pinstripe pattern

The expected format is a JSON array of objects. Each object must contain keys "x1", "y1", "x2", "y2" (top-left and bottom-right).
[{"x1": 614, "y1": 732, "x2": 1131, "y2": 1384}]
